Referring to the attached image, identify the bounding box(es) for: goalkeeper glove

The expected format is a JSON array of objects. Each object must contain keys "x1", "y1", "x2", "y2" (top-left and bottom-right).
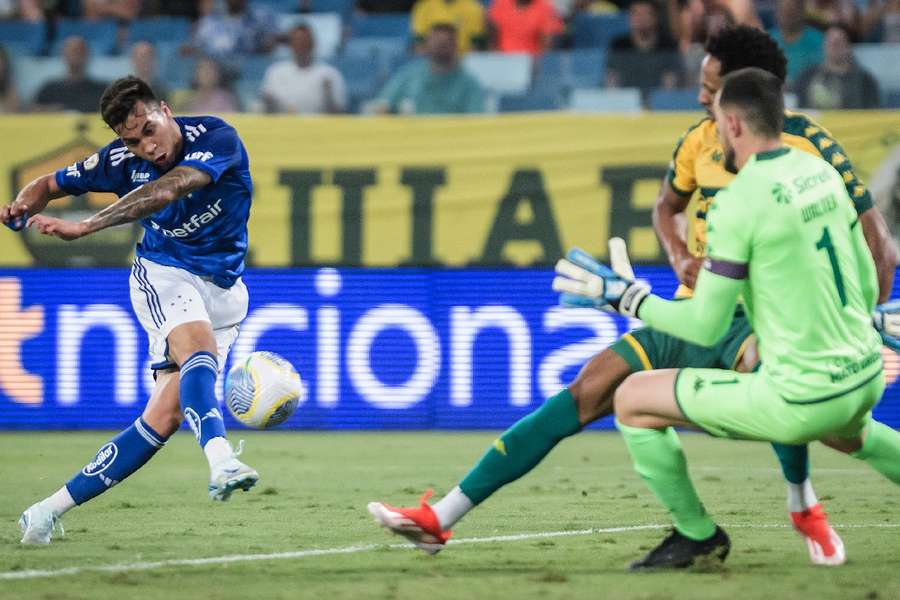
[
  {"x1": 552, "y1": 238, "x2": 650, "y2": 318},
  {"x1": 873, "y1": 300, "x2": 900, "y2": 352}
]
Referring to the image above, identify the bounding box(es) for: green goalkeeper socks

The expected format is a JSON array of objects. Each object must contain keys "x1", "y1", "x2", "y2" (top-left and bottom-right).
[
  {"x1": 616, "y1": 420, "x2": 717, "y2": 541},
  {"x1": 459, "y1": 389, "x2": 582, "y2": 504},
  {"x1": 851, "y1": 420, "x2": 900, "y2": 484}
]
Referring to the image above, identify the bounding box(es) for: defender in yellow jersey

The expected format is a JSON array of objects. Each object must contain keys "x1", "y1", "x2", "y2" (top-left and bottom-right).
[
  {"x1": 554, "y1": 68, "x2": 900, "y2": 570},
  {"x1": 365, "y1": 27, "x2": 896, "y2": 565}
]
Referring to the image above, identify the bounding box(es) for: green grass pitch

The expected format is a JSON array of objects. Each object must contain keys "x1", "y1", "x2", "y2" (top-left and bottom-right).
[{"x1": 0, "y1": 431, "x2": 898, "y2": 600}]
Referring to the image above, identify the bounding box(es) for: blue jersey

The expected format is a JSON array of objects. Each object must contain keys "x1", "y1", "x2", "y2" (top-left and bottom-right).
[{"x1": 54, "y1": 116, "x2": 252, "y2": 288}]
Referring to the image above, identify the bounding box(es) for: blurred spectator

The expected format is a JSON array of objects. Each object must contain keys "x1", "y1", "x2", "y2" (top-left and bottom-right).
[
  {"x1": 862, "y1": 0, "x2": 900, "y2": 42},
  {"x1": 804, "y1": 0, "x2": 859, "y2": 33},
  {"x1": 769, "y1": 0, "x2": 824, "y2": 83},
  {"x1": 412, "y1": 0, "x2": 487, "y2": 53},
  {"x1": 0, "y1": 0, "x2": 42, "y2": 20},
  {"x1": 606, "y1": 0, "x2": 683, "y2": 96},
  {"x1": 676, "y1": 4, "x2": 736, "y2": 87},
  {"x1": 372, "y1": 23, "x2": 485, "y2": 114},
  {"x1": 189, "y1": 0, "x2": 278, "y2": 63},
  {"x1": 357, "y1": 0, "x2": 416, "y2": 12},
  {"x1": 553, "y1": 1, "x2": 621, "y2": 20},
  {"x1": 33, "y1": 36, "x2": 108, "y2": 113},
  {"x1": 667, "y1": 0, "x2": 756, "y2": 52},
  {"x1": 130, "y1": 41, "x2": 169, "y2": 102},
  {"x1": 259, "y1": 24, "x2": 346, "y2": 114},
  {"x1": 173, "y1": 58, "x2": 240, "y2": 114},
  {"x1": 82, "y1": 0, "x2": 141, "y2": 21},
  {"x1": 0, "y1": 44, "x2": 18, "y2": 113},
  {"x1": 795, "y1": 24, "x2": 879, "y2": 109},
  {"x1": 488, "y1": 0, "x2": 564, "y2": 56}
]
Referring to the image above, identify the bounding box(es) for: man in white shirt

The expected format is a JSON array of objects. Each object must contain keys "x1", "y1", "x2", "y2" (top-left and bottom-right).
[{"x1": 259, "y1": 24, "x2": 347, "y2": 114}]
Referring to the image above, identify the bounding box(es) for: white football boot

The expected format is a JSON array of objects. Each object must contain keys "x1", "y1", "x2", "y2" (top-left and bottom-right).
[
  {"x1": 19, "y1": 502, "x2": 64, "y2": 545},
  {"x1": 208, "y1": 441, "x2": 259, "y2": 501}
]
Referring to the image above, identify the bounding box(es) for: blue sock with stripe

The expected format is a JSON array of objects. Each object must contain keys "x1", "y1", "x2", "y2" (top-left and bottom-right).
[
  {"x1": 180, "y1": 351, "x2": 227, "y2": 448},
  {"x1": 65, "y1": 418, "x2": 168, "y2": 505}
]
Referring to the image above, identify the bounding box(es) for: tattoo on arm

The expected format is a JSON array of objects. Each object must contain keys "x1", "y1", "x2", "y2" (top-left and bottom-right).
[{"x1": 82, "y1": 166, "x2": 211, "y2": 235}]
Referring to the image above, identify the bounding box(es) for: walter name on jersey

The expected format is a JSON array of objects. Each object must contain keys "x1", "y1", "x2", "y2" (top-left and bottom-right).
[{"x1": 54, "y1": 116, "x2": 253, "y2": 288}]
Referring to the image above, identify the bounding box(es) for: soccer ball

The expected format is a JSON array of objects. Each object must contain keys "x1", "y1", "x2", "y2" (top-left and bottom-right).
[{"x1": 225, "y1": 351, "x2": 305, "y2": 429}]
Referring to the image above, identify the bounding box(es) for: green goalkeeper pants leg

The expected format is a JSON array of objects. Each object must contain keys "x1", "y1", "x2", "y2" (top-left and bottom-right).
[{"x1": 617, "y1": 420, "x2": 717, "y2": 541}]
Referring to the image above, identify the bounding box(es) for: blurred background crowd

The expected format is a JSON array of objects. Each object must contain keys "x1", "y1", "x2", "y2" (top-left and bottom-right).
[{"x1": 0, "y1": 0, "x2": 896, "y2": 116}]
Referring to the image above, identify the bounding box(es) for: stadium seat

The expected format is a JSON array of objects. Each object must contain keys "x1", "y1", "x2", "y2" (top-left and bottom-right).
[
  {"x1": 343, "y1": 37, "x2": 410, "y2": 79},
  {"x1": 12, "y1": 56, "x2": 65, "y2": 105},
  {"x1": 126, "y1": 17, "x2": 192, "y2": 46},
  {"x1": 51, "y1": 19, "x2": 119, "y2": 56},
  {"x1": 238, "y1": 55, "x2": 278, "y2": 87},
  {"x1": 647, "y1": 88, "x2": 697, "y2": 111},
  {"x1": 162, "y1": 52, "x2": 197, "y2": 90},
  {"x1": 87, "y1": 55, "x2": 133, "y2": 83},
  {"x1": 854, "y1": 44, "x2": 900, "y2": 101},
  {"x1": 886, "y1": 89, "x2": 900, "y2": 109},
  {"x1": 278, "y1": 13, "x2": 343, "y2": 59},
  {"x1": 308, "y1": 0, "x2": 355, "y2": 19},
  {"x1": 331, "y1": 54, "x2": 381, "y2": 113},
  {"x1": 569, "y1": 87, "x2": 641, "y2": 113},
  {"x1": 783, "y1": 91, "x2": 798, "y2": 109},
  {"x1": 569, "y1": 48, "x2": 605, "y2": 89},
  {"x1": 463, "y1": 52, "x2": 532, "y2": 95},
  {"x1": 0, "y1": 21, "x2": 45, "y2": 55},
  {"x1": 498, "y1": 92, "x2": 562, "y2": 112},
  {"x1": 571, "y1": 13, "x2": 630, "y2": 49},
  {"x1": 351, "y1": 14, "x2": 411, "y2": 39},
  {"x1": 254, "y1": 0, "x2": 302, "y2": 13}
]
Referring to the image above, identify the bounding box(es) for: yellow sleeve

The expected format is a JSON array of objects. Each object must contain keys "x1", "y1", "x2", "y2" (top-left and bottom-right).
[
  {"x1": 466, "y1": 2, "x2": 486, "y2": 36},
  {"x1": 412, "y1": 2, "x2": 430, "y2": 38},
  {"x1": 665, "y1": 120, "x2": 706, "y2": 197}
]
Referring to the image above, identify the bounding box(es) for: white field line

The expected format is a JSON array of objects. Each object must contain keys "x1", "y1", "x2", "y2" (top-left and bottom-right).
[{"x1": 2, "y1": 522, "x2": 899, "y2": 581}]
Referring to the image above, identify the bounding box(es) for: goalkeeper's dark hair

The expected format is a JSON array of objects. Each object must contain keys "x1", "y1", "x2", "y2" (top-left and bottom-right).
[
  {"x1": 705, "y1": 25, "x2": 787, "y2": 84},
  {"x1": 718, "y1": 67, "x2": 784, "y2": 138},
  {"x1": 100, "y1": 76, "x2": 160, "y2": 131}
]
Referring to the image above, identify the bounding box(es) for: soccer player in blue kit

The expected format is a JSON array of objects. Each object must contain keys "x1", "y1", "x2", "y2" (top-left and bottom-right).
[{"x1": 1, "y1": 77, "x2": 258, "y2": 544}]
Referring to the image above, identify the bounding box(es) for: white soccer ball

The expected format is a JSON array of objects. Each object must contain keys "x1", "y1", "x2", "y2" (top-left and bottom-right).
[{"x1": 225, "y1": 351, "x2": 305, "y2": 429}]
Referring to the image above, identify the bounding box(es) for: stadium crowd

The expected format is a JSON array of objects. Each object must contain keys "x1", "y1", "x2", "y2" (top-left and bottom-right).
[{"x1": 0, "y1": 0, "x2": 896, "y2": 114}]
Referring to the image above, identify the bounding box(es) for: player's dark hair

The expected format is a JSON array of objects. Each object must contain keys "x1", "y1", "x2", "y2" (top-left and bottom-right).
[
  {"x1": 100, "y1": 76, "x2": 160, "y2": 131},
  {"x1": 718, "y1": 67, "x2": 784, "y2": 138},
  {"x1": 430, "y1": 22, "x2": 458, "y2": 36},
  {"x1": 706, "y1": 25, "x2": 788, "y2": 84}
]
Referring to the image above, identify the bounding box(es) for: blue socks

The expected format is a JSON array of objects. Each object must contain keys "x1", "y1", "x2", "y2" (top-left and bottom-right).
[
  {"x1": 771, "y1": 443, "x2": 809, "y2": 484},
  {"x1": 66, "y1": 418, "x2": 168, "y2": 505},
  {"x1": 180, "y1": 351, "x2": 227, "y2": 448}
]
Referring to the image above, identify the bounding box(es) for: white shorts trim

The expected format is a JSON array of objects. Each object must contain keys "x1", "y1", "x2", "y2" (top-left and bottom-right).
[{"x1": 130, "y1": 257, "x2": 248, "y2": 371}]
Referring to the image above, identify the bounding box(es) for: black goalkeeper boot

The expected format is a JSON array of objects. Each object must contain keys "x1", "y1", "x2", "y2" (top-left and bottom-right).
[{"x1": 630, "y1": 526, "x2": 730, "y2": 570}]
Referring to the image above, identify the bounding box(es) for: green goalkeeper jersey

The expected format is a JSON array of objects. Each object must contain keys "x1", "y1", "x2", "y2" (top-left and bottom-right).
[{"x1": 640, "y1": 146, "x2": 881, "y2": 402}]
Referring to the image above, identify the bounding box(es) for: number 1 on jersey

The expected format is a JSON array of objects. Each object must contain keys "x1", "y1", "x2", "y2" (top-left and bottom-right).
[{"x1": 816, "y1": 226, "x2": 847, "y2": 306}]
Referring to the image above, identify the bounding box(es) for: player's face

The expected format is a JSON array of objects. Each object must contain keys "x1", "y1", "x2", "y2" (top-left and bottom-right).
[
  {"x1": 712, "y1": 91, "x2": 738, "y2": 173},
  {"x1": 116, "y1": 101, "x2": 182, "y2": 170},
  {"x1": 698, "y1": 55, "x2": 722, "y2": 116}
]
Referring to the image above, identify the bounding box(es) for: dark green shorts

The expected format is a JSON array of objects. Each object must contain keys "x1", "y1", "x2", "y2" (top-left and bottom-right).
[{"x1": 610, "y1": 308, "x2": 753, "y2": 372}]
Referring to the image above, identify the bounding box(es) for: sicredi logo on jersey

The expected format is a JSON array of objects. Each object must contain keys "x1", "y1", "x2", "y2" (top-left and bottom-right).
[{"x1": 149, "y1": 199, "x2": 223, "y2": 238}]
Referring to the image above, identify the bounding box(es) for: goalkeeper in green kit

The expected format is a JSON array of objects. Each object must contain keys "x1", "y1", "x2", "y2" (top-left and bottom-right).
[{"x1": 553, "y1": 66, "x2": 900, "y2": 569}]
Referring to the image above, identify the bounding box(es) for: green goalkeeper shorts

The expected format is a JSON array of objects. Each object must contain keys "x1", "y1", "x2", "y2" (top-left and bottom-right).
[
  {"x1": 610, "y1": 308, "x2": 753, "y2": 373},
  {"x1": 675, "y1": 367, "x2": 885, "y2": 444}
]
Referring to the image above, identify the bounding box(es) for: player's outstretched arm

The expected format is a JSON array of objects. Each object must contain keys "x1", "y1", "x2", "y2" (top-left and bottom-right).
[
  {"x1": 553, "y1": 240, "x2": 742, "y2": 347},
  {"x1": 653, "y1": 179, "x2": 701, "y2": 289},
  {"x1": 27, "y1": 166, "x2": 212, "y2": 241},
  {"x1": 2, "y1": 173, "x2": 68, "y2": 230},
  {"x1": 858, "y1": 207, "x2": 897, "y2": 304}
]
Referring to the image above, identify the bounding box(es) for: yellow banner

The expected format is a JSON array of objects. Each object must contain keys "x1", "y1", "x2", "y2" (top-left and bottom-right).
[{"x1": 1, "y1": 112, "x2": 899, "y2": 266}]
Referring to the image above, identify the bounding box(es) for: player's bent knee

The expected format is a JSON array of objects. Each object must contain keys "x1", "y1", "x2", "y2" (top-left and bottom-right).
[
  {"x1": 167, "y1": 320, "x2": 217, "y2": 366},
  {"x1": 569, "y1": 349, "x2": 632, "y2": 424}
]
